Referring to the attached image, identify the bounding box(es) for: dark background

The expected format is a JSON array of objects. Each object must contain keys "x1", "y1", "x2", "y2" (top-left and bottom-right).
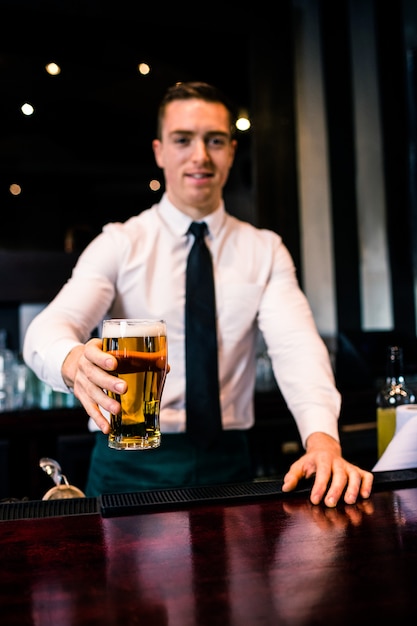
[{"x1": 0, "y1": 0, "x2": 255, "y2": 250}]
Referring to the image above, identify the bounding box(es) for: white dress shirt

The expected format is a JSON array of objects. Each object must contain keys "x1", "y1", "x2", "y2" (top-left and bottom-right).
[{"x1": 23, "y1": 193, "x2": 341, "y2": 445}]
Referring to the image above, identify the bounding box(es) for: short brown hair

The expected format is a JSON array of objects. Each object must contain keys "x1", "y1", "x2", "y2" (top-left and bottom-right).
[{"x1": 156, "y1": 81, "x2": 237, "y2": 139}]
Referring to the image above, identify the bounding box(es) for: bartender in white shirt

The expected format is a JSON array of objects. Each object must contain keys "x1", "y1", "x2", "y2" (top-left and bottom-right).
[{"x1": 23, "y1": 81, "x2": 373, "y2": 506}]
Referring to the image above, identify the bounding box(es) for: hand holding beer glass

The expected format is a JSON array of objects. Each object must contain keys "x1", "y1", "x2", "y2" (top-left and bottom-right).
[{"x1": 102, "y1": 319, "x2": 168, "y2": 450}]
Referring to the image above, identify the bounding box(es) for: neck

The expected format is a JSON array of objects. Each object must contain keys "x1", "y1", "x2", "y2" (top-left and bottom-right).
[{"x1": 165, "y1": 191, "x2": 221, "y2": 220}]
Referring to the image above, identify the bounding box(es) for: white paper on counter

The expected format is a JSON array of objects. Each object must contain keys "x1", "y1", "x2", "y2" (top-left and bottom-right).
[{"x1": 395, "y1": 404, "x2": 417, "y2": 434}]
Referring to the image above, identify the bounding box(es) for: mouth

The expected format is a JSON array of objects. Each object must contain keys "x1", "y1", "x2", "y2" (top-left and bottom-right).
[{"x1": 186, "y1": 172, "x2": 214, "y2": 179}]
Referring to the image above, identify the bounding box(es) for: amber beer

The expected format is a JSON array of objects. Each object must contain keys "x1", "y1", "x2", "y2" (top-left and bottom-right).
[{"x1": 102, "y1": 319, "x2": 168, "y2": 450}]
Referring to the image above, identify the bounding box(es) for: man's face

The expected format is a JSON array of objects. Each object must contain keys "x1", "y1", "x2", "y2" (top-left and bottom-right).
[{"x1": 152, "y1": 98, "x2": 237, "y2": 218}]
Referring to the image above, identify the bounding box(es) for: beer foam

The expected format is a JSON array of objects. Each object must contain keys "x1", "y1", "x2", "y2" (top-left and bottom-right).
[{"x1": 102, "y1": 319, "x2": 166, "y2": 338}]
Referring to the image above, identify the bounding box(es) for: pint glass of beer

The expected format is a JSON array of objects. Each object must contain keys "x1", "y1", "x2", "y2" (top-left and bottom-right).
[{"x1": 102, "y1": 319, "x2": 168, "y2": 450}]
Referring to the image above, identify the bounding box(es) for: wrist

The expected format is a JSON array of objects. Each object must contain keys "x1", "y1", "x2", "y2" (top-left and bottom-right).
[{"x1": 306, "y1": 432, "x2": 341, "y2": 454}]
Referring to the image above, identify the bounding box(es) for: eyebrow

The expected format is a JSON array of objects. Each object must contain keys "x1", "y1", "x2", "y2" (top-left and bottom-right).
[{"x1": 168, "y1": 130, "x2": 232, "y2": 139}]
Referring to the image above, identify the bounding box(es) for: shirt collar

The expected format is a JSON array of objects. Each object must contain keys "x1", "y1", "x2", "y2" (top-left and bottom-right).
[{"x1": 158, "y1": 193, "x2": 226, "y2": 239}]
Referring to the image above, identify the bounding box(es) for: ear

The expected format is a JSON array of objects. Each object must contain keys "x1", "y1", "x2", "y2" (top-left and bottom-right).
[
  {"x1": 229, "y1": 138, "x2": 238, "y2": 166},
  {"x1": 152, "y1": 139, "x2": 163, "y2": 168}
]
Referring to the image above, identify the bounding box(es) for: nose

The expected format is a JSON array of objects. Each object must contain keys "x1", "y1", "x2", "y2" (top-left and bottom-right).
[{"x1": 191, "y1": 138, "x2": 210, "y2": 162}]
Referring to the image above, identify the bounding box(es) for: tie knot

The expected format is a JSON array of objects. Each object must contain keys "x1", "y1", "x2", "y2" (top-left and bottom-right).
[{"x1": 188, "y1": 221, "x2": 208, "y2": 240}]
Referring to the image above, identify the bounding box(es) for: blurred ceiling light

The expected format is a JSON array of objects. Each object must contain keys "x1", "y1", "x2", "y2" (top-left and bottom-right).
[
  {"x1": 138, "y1": 63, "x2": 151, "y2": 76},
  {"x1": 149, "y1": 179, "x2": 161, "y2": 192},
  {"x1": 236, "y1": 115, "x2": 251, "y2": 132},
  {"x1": 21, "y1": 103, "x2": 34, "y2": 116},
  {"x1": 9, "y1": 183, "x2": 22, "y2": 196},
  {"x1": 45, "y1": 62, "x2": 61, "y2": 76}
]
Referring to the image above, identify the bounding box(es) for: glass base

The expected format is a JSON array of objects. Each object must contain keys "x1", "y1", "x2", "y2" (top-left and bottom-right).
[{"x1": 108, "y1": 436, "x2": 161, "y2": 450}]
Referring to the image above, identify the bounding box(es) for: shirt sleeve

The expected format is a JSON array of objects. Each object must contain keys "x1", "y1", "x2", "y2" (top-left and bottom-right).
[
  {"x1": 257, "y1": 233, "x2": 341, "y2": 447},
  {"x1": 22, "y1": 230, "x2": 118, "y2": 392}
]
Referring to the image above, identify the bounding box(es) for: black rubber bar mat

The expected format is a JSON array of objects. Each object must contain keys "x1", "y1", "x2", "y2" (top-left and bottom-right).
[
  {"x1": 1, "y1": 469, "x2": 416, "y2": 520},
  {"x1": 99, "y1": 468, "x2": 417, "y2": 517},
  {"x1": 0, "y1": 497, "x2": 99, "y2": 521}
]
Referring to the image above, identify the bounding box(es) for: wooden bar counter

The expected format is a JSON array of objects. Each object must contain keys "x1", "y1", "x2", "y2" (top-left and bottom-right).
[{"x1": 1, "y1": 472, "x2": 417, "y2": 625}]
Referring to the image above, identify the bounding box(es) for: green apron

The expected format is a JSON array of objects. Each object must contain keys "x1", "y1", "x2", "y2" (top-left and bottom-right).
[{"x1": 85, "y1": 430, "x2": 253, "y2": 497}]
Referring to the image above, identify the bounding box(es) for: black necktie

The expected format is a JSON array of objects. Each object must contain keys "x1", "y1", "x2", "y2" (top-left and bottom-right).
[{"x1": 185, "y1": 221, "x2": 222, "y2": 448}]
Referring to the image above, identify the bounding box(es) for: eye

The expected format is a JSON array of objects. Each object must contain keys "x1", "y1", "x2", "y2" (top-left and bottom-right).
[
  {"x1": 207, "y1": 136, "x2": 229, "y2": 148},
  {"x1": 173, "y1": 136, "x2": 191, "y2": 146}
]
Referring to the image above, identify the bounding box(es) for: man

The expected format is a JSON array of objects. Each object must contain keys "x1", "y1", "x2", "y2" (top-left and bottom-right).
[{"x1": 23, "y1": 81, "x2": 374, "y2": 506}]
